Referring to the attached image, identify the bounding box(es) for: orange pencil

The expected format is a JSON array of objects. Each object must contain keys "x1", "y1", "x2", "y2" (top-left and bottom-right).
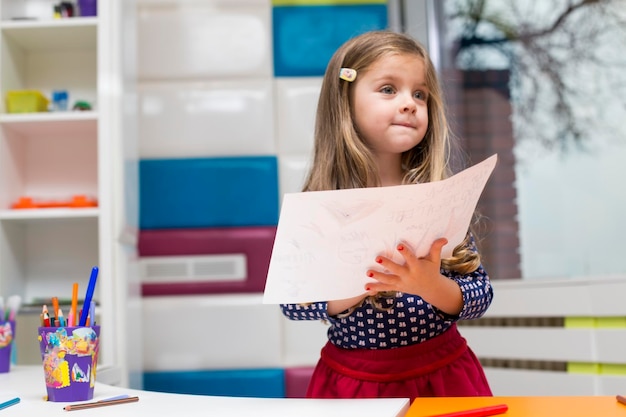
[
  {"x1": 52, "y1": 296, "x2": 60, "y2": 320},
  {"x1": 71, "y1": 283, "x2": 79, "y2": 327}
]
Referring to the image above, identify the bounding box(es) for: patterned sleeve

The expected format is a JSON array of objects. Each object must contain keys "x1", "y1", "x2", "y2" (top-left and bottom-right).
[
  {"x1": 442, "y1": 264, "x2": 493, "y2": 321},
  {"x1": 280, "y1": 301, "x2": 330, "y2": 321},
  {"x1": 438, "y1": 235, "x2": 494, "y2": 322}
]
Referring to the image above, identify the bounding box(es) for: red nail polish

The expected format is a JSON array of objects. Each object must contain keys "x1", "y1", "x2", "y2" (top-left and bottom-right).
[
  {"x1": 367, "y1": 272, "x2": 374, "y2": 278},
  {"x1": 397, "y1": 244, "x2": 404, "y2": 251},
  {"x1": 375, "y1": 257, "x2": 383, "y2": 264},
  {"x1": 365, "y1": 286, "x2": 371, "y2": 291}
]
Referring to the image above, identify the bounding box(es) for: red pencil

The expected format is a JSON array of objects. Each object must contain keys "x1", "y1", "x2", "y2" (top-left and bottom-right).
[
  {"x1": 425, "y1": 404, "x2": 508, "y2": 417},
  {"x1": 42, "y1": 304, "x2": 51, "y2": 327}
]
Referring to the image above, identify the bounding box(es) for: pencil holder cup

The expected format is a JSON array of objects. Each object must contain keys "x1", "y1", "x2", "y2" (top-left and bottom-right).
[
  {"x1": 0, "y1": 320, "x2": 16, "y2": 373},
  {"x1": 38, "y1": 326, "x2": 100, "y2": 402}
]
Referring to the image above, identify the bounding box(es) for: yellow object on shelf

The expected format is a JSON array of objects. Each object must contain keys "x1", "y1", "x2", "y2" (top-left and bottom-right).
[{"x1": 5, "y1": 90, "x2": 49, "y2": 113}]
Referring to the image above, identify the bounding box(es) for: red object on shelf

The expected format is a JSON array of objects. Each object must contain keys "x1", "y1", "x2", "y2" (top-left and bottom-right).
[{"x1": 10, "y1": 195, "x2": 98, "y2": 209}]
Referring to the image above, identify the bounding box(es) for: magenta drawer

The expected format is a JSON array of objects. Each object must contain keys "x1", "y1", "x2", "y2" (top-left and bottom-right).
[
  {"x1": 139, "y1": 226, "x2": 276, "y2": 296},
  {"x1": 284, "y1": 366, "x2": 315, "y2": 398}
]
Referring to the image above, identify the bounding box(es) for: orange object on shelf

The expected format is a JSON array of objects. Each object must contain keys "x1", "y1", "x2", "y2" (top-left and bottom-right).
[
  {"x1": 10, "y1": 195, "x2": 98, "y2": 209},
  {"x1": 68, "y1": 195, "x2": 98, "y2": 207}
]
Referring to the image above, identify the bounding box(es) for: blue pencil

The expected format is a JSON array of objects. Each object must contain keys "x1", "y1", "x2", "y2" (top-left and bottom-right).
[
  {"x1": 0, "y1": 397, "x2": 20, "y2": 410},
  {"x1": 79, "y1": 266, "x2": 99, "y2": 326}
]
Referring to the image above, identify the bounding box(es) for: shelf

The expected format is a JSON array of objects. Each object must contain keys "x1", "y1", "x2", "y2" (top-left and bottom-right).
[
  {"x1": 0, "y1": 17, "x2": 97, "y2": 50},
  {"x1": 0, "y1": 1, "x2": 137, "y2": 386},
  {"x1": 0, "y1": 207, "x2": 99, "y2": 222},
  {"x1": 0, "y1": 111, "x2": 97, "y2": 136}
]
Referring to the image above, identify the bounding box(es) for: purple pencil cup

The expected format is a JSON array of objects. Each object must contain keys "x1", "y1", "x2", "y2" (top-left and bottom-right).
[
  {"x1": 0, "y1": 321, "x2": 16, "y2": 373},
  {"x1": 38, "y1": 326, "x2": 100, "y2": 402}
]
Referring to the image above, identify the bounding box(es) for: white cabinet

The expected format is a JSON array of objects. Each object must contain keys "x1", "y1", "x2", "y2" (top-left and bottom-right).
[{"x1": 0, "y1": 0, "x2": 140, "y2": 388}]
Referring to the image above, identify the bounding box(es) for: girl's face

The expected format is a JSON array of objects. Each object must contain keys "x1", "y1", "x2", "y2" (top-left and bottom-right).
[{"x1": 352, "y1": 53, "x2": 429, "y2": 165}]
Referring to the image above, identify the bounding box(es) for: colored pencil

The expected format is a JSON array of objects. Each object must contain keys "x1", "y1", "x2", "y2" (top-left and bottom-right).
[
  {"x1": 52, "y1": 296, "x2": 60, "y2": 321},
  {"x1": 63, "y1": 395, "x2": 139, "y2": 411},
  {"x1": 79, "y1": 266, "x2": 98, "y2": 326},
  {"x1": 6, "y1": 295, "x2": 21, "y2": 321},
  {"x1": 0, "y1": 396, "x2": 20, "y2": 411},
  {"x1": 57, "y1": 308, "x2": 66, "y2": 327},
  {"x1": 70, "y1": 282, "x2": 79, "y2": 327},
  {"x1": 424, "y1": 404, "x2": 508, "y2": 417},
  {"x1": 89, "y1": 300, "x2": 96, "y2": 326},
  {"x1": 617, "y1": 395, "x2": 626, "y2": 406},
  {"x1": 42, "y1": 304, "x2": 51, "y2": 327}
]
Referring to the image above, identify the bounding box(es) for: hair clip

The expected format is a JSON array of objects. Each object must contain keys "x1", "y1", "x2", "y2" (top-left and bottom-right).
[{"x1": 339, "y1": 68, "x2": 357, "y2": 82}]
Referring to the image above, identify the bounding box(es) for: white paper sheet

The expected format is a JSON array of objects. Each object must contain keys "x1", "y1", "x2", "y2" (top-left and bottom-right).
[{"x1": 263, "y1": 154, "x2": 497, "y2": 304}]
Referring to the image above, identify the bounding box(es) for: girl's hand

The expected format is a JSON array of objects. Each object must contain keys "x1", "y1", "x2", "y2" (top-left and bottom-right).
[{"x1": 365, "y1": 237, "x2": 463, "y2": 315}]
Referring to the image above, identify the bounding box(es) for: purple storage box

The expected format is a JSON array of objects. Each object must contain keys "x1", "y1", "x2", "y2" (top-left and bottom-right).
[
  {"x1": 78, "y1": 0, "x2": 97, "y2": 17},
  {"x1": 139, "y1": 226, "x2": 277, "y2": 296}
]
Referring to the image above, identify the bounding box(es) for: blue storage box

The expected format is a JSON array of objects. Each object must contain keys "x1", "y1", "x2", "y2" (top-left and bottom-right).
[
  {"x1": 140, "y1": 156, "x2": 279, "y2": 229},
  {"x1": 143, "y1": 369, "x2": 286, "y2": 398},
  {"x1": 273, "y1": 4, "x2": 388, "y2": 77}
]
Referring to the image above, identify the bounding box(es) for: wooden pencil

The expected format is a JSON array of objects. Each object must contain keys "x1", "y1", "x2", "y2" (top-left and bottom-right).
[{"x1": 63, "y1": 396, "x2": 139, "y2": 411}]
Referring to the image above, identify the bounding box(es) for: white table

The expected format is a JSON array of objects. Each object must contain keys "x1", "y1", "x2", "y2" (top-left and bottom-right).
[{"x1": 0, "y1": 366, "x2": 410, "y2": 416}]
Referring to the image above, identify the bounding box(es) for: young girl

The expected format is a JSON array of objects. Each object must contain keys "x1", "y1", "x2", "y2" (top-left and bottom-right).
[{"x1": 280, "y1": 30, "x2": 493, "y2": 399}]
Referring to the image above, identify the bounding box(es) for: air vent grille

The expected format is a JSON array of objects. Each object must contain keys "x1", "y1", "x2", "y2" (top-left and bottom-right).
[{"x1": 140, "y1": 254, "x2": 247, "y2": 283}]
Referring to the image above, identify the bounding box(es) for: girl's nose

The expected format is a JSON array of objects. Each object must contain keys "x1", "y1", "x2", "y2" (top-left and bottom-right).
[
  {"x1": 400, "y1": 94, "x2": 416, "y2": 113},
  {"x1": 402, "y1": 104, "x2": 416, "y2": 113}
]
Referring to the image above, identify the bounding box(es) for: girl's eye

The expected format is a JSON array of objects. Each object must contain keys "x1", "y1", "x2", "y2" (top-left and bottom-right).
[
  {"x1": 414, "y1": 91, "x2": 427, "y2": 100},
  {"x1": 381, "y1": 86, "x2": 395, "y2": 94}
]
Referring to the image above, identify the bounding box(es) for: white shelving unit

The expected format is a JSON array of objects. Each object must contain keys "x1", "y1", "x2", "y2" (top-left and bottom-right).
[{"x1": 0, "y1": 0, "x2": 140, "y2": 388}]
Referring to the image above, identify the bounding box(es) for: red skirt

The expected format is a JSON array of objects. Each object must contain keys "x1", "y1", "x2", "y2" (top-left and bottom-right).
[{"x1": 306, "y1": 324, "x2": 492, "y2": 400}]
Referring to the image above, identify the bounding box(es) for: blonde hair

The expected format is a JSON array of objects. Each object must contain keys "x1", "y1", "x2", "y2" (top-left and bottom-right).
[
  {"x1": 304, "y1": 30, "x2": 450, "y2": 191},
  {"x1": 303, "y1": 31, "x2": 482, "y2": 311}
]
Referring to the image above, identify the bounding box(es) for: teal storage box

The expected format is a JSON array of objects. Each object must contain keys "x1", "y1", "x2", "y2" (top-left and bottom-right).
[
  {"x1": 143, "y1": 369, "x2": 286, "y2": 398},
  {"x1": 272, "y1": 4, "x2": 388, "y2": 77},
  {"x1": 140, "y1": 156, "x2": 279, "y2": 229}
]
